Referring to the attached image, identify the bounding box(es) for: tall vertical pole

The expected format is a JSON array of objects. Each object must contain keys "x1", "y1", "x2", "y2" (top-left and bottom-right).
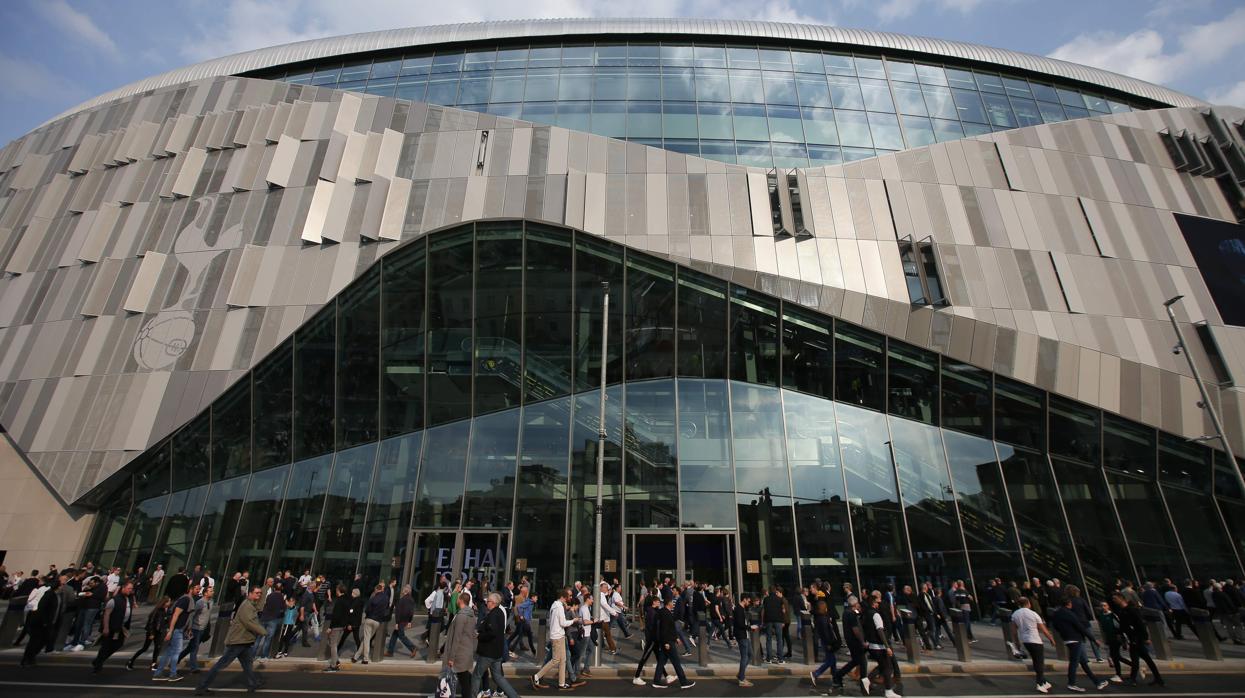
[
  {"x1": 1164, "y1": 296, "x2": 1245, "y2": 503},
  {"x1": 593, "y1": 282, "x2": 609, "y2": 668}
]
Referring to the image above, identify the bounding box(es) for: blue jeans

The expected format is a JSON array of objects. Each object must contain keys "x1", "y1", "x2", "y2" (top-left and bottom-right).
[
  {"x1": 737, "y1": 634, "x2": 752, "y2": 681},
  {"x1": 182, "y1": 628, "x2": 204, "y2": 670},
  {"x1": 197, "y1": 643, "x2": 261, "y2": 691},
  {"x1": 1066, "y1": 641, "x2": 1100, "y2": 687},
  {"x1": 812, "y1": 642, "x2": 837, "y2": 678},
  {"x1": 612, "y1": 612, "x2": 631, "y2": 637},
  {"x1": 254, "y1": 618, "x2": 281, "y2": 658},
  {"x1": 153, "y1": 631, "x2": 185, "y2": 678},
  {"x1": 388, "y1": 623, "x2": 416, "y2": 654},
  {"x1": 73, "y1": 607, "x2": 99, "y2": 646},
  {"x1": 765, "y1": 622, "x2": 782, "y2": 660},
  {"x1": 472, "y1": 654, "x2": 519, "y2": 698}
]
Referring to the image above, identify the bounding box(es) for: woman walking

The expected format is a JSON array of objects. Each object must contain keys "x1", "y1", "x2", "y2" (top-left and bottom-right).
[{"x1": 126, "y1": 596, "x2": 170, "y2": 670}]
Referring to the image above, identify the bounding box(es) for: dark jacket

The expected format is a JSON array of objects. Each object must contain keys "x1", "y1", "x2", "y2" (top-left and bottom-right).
[
  {"x1": 644, "y1": 604, "x2": 660, "y2": 641},
  {"x1": 1051, "y1": 606, "x2": 1091, "y2": 642},
  {"x1": 365, "y1": 591, "x2": 390, "y2": 622},
  {"x1": 1117, "y1": 605, "x2": 1149, "y2": 645},
  {"x1": 476, "y1": 606, "x2": 506, "y2": 659},
  {"x1": 395, "y1": 595, "x2": 417, "y2": 625},
  {"x1": 348, "y1": 593, "x2": 366, "y2": 627},
  {"x1": 330, "y1": 596, "x2": 354, "y2": 629},
  {"x1": 761, "y1": 594, "x2": 784, "y2": 624},
  {"x1": 656, "y1": 606, "x2": 678, "y2": 647},
  {"x1": 260, "y1": 590, "x2": 286, "y2": 623},
  {"x1": 31, "y1": 584, "x2": 62, "y2": 628},
  {"x1": 732, "y1": 604, "x2": 751, "y2": 639}
]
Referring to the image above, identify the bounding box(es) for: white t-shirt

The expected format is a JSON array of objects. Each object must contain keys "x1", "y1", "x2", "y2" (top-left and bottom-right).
[{"x1": 1011, "y1": 607, "x2": 1044, "y2": 645}]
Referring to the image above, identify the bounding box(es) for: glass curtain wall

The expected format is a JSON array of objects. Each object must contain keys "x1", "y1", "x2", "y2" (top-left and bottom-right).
[{"x1": 82, "y1": 219, "x2": 1243, "y2": 603}]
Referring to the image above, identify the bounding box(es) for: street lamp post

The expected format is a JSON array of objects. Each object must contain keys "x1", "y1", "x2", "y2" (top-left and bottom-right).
[
  {"x1": 1163, "y1": 295, "x2": 1245, "y2": 499},
  {"x1": 593, "y1": 282, "x2": 609, "y2": 668}
]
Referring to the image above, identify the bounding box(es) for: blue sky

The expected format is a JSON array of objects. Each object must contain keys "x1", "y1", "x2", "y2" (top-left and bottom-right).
[{"x1": 1, "y1": 0, "x2": 1243, "y2": 146}]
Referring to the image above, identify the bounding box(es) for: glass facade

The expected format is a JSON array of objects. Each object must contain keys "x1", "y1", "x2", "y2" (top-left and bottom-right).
[
  {"x1": 248, "y1": 41, "x2": 1142, "y2": 168},
  {"x1": 82, "y1": 220, "x2": 1242, "y2": 608}
]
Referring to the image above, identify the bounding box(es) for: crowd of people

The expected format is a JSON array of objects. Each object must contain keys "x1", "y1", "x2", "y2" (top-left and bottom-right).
[{"x1": 4, "y1": 559, "x2": 1245, "y2": 697}]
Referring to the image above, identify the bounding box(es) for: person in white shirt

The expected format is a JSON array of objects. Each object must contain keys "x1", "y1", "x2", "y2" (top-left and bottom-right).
[
  {"x1": 532, "y1": 588, "x2": 579, "y2": 689},
  {"x1": 610, "y1": 585, "x2": 633, "y2": 638},
  {"x1": 1012, "y1": 597, "x2": 1056, "y2": 694},
  {"x1": 106, "y1": 568, "x2": 120, "y2": 595},
  {"x1": 150, "y1": 565, "x2": 165, "y2": 601},
  {"x1": 597, "y1": 582, "x2": 620, "y2": 655}
]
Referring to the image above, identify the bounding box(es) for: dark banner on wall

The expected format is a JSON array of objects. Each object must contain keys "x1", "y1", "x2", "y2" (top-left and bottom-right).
[{"x1": 1174, "y1": 213, "x2": 1245, "y2": 327}]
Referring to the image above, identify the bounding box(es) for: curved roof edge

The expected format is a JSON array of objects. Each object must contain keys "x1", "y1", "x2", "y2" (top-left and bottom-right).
[{"x1": 46, "y1": 17, "x2": 1204, "y2": 126}]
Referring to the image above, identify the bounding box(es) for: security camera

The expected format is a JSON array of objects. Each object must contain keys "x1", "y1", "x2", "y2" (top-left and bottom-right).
[
  {"x1": 1196, "y1": 400, "x2": 1205, "y2": 409},
  {"x1": 1172, "y1": 345, "x2": 1182, "y2": 355}
]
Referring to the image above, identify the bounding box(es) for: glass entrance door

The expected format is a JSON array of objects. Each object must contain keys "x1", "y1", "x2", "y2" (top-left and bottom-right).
[
  {"x1": 683, "y1": 533, "x2": 737, "y2": 594},
  {"x1": 406, "y1": 530, "x2": 511, "y2": 607},
  {"x1": 626, "y1": 533, "x2": 678, "y2": 607}
]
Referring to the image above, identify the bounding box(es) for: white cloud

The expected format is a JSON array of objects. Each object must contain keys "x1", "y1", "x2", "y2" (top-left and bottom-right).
[
  {"x1": 177, "y1": 0, "x2": 834, "y2": 63},
  {"x1": 875, "y1": 0, "x2": 986, "y2": 23},
  {"x1": 0, "y1": 53, "x2": 87, "y2": 103},
  {"x1": 1207, "y1": 79, "x2": 1245, "y2": 108},
  {"x1": 1048, "y1": 7, "x2": 1245, "y2": 86},
  {"x1": 37, "y1": 0, "x2": 120, "y2": 60}
]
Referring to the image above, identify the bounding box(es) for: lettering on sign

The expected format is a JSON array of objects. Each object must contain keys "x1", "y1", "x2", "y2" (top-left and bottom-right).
[
  {"x1": 515, "y1": 558, "x2": 527, "y2": 571},
  {"x1": 604, "y1": 559, "x2": 617, "y2": 573},
  {"x1": 746, "y1": 560, "x2": 761, "y2": 574}
]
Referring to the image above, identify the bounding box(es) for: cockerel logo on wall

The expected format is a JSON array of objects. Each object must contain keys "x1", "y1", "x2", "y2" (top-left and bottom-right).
[{"x1": 132, "y1": 195, "x2": 245, "y2": 370}]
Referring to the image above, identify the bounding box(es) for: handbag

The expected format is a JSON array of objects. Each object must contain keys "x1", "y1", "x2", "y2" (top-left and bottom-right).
[{"x1": 435, "y1": 667, "x2": 459, "y2": 698}]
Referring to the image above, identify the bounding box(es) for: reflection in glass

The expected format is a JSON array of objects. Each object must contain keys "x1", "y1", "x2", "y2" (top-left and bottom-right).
[
  {"x1": 524, "y1": 226, "x2": 574, "y2": 400},
  {"x1": 1160, "y1": 435, "x2": 1239, "y2": 578},
  {"x1": 676, "y1": 269, "x2": 727, "y2": 379},
  {"x1": 888, "y1": 341, "x2": 938, "y2": 424},
  {"x1": 190, "y1": 475, "x2": 249, "y2": 577},
  {"x1": 413, "y1": 421, "x2": 471, "y2": 528},
  {"x1": 462, "y1": 409, "x2": 520, "y2": 527},
  {"x1": 731, "y1": 382, "x2": 789, "y2": 497},
  {"x1": 784, "y1": 390, "x2": 852, "y2": 581},
  {"x1": 890, "y1": 417, "x2": 969, "y2": 590},
  {"x1": 574, "y1": 235, "x2": 624, "y2": 390},
  {"x1": 781, "y1": 305, "x2": 832, "y2": 399},
  {"x1": 729, "y1": 288, "x2": 779, "y2": 387},
  {"x1": 996, "y1": 445, "x2": 1077, "y2": 585},
  {"x1": 835, "y1": 323, "x2": 885, "y2": 411},
  {"x1": 1049, "y1": 396, "x2": 1099, "y2": 464},
  {"x1": 995, "y1": 377, "x2": 1043, "y2": 450},
  {"x1": 381, "y1": 238, "x2": 426, "y2": 438},
  {"x1": 270, "y1": 454, "x2": 333, "y2": 573},
  {"x1": 942, "y1": 360, "x2": 990, "y2": 437},
  {"x1": 624, "y1": 379, "x2": 679, "y2": 528},
  {"x1": 838, "y1": 403, "x2": 912, "y2": 590},
  {"x1": 229, "y1": 465, "x2": 289, "y2": 579},
  {"x1": 294, "y1": 306, "x2": 336, "y2": 460},
  {"x1": 1051, "y1": 457, "x2": 1132, "y2": 600},
  {"x1": 677, "y1": 379, "x2": 735, "y2": 529},
  {"x1": 625, "y1": 253, "x2": 676, "y2": 380},
  {"x1": 943, "y1": 430, "x2": 1024, "y2": 589},
  {"x1": 253, "y1": 341, "x2": 292, "y2": 470},
  {"x1": 569, "y1": 387, "x2": 623, "y2": 584},
  {"x1": 317, "y1": 443, "x2": 378, "y2": 583},
  {"x1": 213, "y1": 380, "x2": 251, "y2": 481},
  {"x1": 513, "y1": 398, "x2": 571, "y2": 601},
  {"x1": 474, "y1": 224, "x2": 523, "y2": 413},
  {"x1": 337, "y1": 267, "x2": 380, "y2": 448},
  {"x1": 361, "y1": 432, "x2": 423, "y2": 588},
  {"x1": 427, "y1": 228, "x2": 474, "y2": 425}
]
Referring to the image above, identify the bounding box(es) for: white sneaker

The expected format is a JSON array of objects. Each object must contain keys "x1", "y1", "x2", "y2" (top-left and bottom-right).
[
  {"x1": 1095, "y1": 680, "x2": 1110, "y2": 690},
  {"x1": 862, "y1": 676, "x2": 871, "y2": 694},
  {"x1": 632, "y1": 677, "x2": 647, "y2": 686},
  {"x1": 665, "y1": 675, "x2": 677, "y2": 685},
  {"x1": 1109, "y1": 676, "x2": 1123, "y2": 683},
  {"x1": 885, "y1": 690, "x2": 902, "y2": 698},
  {"x1": 1067, "y1": 685, "x2": 1086, "y2": 692},
  {"x1": 1037, "y1": 683, "x2": 1050, "y2": 694},
  {"x1": 74, "y1": 644, "x2": 85, "y2": 652}
]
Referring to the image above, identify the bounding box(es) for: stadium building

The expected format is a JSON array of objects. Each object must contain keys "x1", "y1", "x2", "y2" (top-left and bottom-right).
[{"x1": 1, "y1": 18, "x2": 1244, "y2": 605}]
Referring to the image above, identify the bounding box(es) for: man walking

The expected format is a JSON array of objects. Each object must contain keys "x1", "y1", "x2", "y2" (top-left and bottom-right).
[
  {"x1": 194, "y1": 584, "x2": 266, "y2": 695},
  {"x1": 531, "y1": 587, "x2": 578, "y2": 690},
  {"x1": 761, "y1": 586, "x2": 784, "y2": 663},
  {"x1": 734, "y1": 594, "x2": 757, "y2": 687},
  {"x1": 1012, "y1": 596, "x2": 1054, "y2": 693},
  {"x1": 1114, "y1": 592, "x2": 1164, "y2": 687},
  {"x1": 861, "y1": 593, "x2": 902, "y2": 698},
  {"x1": 831, "y1": 595, "x2": 867, "y2": 692},
  {"x1": 353, "y1": 583, "x2": 388, "y2": 664},
  {"x1": 20, "y1": 575, "x2": 62, "y2": 668},
  {"x1": 473, "y1": 592, "x2": 520, "y2": 698},
  {"x1": 653, "y1": 596, "x2": 696, "y2": 689},
  {"x1": 255, "y1": 582, "x2": 285, "y2": 660},
  {"x1": 1050, "y1": 596, "x2": 1109, "y2": 692},
  {"x1": 387, "y1": 584, "x2": 418, "y2": 657},
  {"x1": 179, "y1": 585, "x2": 214, "y2": 673},
  {"x1": 153, "y1": 582, "x2": 195, "y2": 682},
  {"x1": 632, "y1": 595, "x2": 664, "y2": 686},
  {"x1": 91, "y1": 580, "x2": 135, "y2": 673}
]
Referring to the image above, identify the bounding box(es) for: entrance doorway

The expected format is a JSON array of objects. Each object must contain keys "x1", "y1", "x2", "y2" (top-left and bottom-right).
[
  {"x1": 624, "y1": 531, "x2": 737, "y2": 606},
  {"x1": 406, "y1": 530, "x2": 509, "y2": 604}
]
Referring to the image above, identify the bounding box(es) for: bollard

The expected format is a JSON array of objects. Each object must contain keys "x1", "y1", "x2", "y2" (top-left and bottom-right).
[
  {"x1": 535, "y1": 616, "x2": 547, "y2": 664},
  {"x1": 1141, "y1": 608, "x2": 1171, "y2": 660},
  {"x1": 1190, "y1": 608, "x2": 1222, "y2": 661},
  {"x1": 1050, "y1": 628, "x2": 1067, "y2": 660},
  {"x1": 697, "y1": 612, "x2": 710, "y2": 667},
  {"x1": 952, "y1": 620, "x2": 971, "y2": 662},
  {"x1": 904, "y1": 622, "x2": 921, "y2": 665},
  {"x1": 751, "y1": 623, "x2": 763, "y2": 667},
  {"x1": 210, "y1": 605, "x2": 232, "y2": 659},
  {"x1": 428, "y1": 617, "x2": 443, "y2": 662},
  {"x1": 372, "y1": 620, "x2": 389, "y2": 662},
  {"x1": 803, "y1": 622, "x2": 816, "y2": 665}
]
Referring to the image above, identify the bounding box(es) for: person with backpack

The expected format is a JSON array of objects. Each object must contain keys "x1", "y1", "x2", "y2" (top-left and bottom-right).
[
  {"x1": 508, "y1": 587, "x2": 536, "y2": 656},
  {"x1": 127, "y1": 596, "x2": 170, "y2": 671},
  {"x1": 179, "y1": 585, "x2": 214, "y2": 672}
]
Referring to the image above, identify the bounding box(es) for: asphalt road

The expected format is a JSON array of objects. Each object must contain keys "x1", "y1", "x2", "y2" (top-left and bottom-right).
[{"x1": 2, "y1": 663, "x2": 1245, "y2": 697}]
